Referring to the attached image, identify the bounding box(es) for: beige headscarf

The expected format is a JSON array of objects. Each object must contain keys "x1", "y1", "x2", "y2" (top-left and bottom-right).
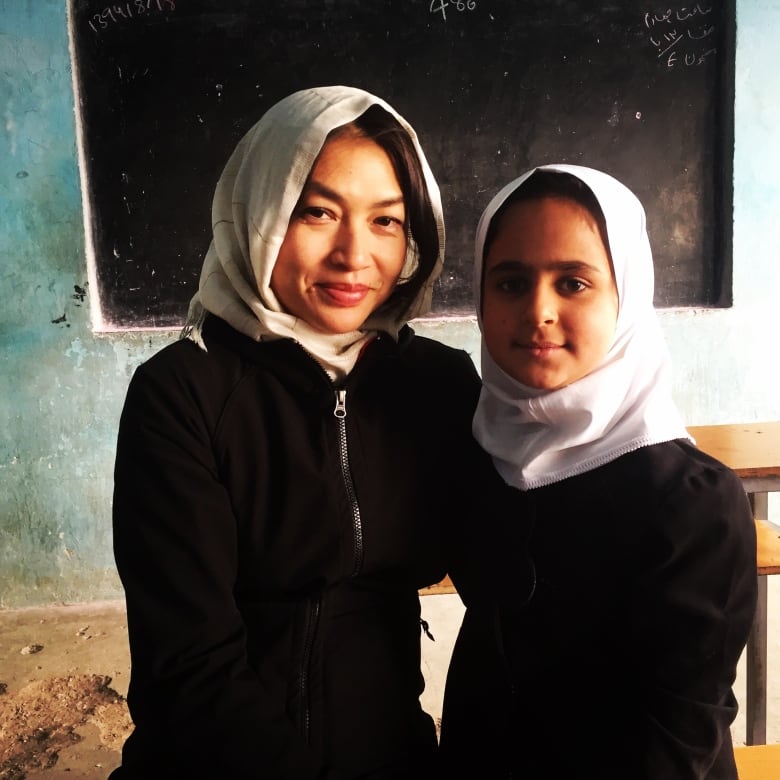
[
  {"x1": 472, "y1": 164, "x2": 692, "y2": 491},
  {"x1": 181, "y1": 85, "x2": 445, "y2": 379}
]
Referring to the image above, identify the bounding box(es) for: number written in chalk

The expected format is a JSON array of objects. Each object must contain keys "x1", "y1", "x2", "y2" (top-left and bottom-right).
[{"x1": 430, "y1": 0, "x2": 476, "y2": 23}]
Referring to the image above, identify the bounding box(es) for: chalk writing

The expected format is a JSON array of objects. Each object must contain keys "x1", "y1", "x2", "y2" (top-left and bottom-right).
[
  {"x1": 643, "y1": 4, "x2": 715, "y2": 69},
  {"x1": 87, "y1": 0, "x2": 176, "y2": 34},
  {"x1": 430, "y1": 0, "x2": 476, "y2": 23}
]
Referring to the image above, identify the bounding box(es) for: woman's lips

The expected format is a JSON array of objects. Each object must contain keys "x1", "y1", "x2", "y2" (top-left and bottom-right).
[{"x1": 318, "y1": 283, "x2": 371, "y2": 306}]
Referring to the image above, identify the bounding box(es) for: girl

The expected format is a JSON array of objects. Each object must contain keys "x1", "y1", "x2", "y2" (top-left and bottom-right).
[
  {"x1": 440, "y1": 164, "x2": 757, "y2": 778},
  {"x1": 110, "y1": 86, "x2": 480, "y2": 779}
]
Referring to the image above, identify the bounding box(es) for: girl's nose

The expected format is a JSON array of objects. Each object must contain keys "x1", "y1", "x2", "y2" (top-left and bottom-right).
[{"x1": 525, "y1": 284, "x2": 557, "y2": 325}]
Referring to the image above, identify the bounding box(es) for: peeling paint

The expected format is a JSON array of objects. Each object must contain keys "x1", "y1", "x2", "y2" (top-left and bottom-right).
[{"x1": 64, "y1": 337, "x2": 88, "y2": 369}]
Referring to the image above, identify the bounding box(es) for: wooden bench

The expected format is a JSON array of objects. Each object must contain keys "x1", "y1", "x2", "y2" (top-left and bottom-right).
[
  {"x1": 733, "y1": 743, "x2": 780, "y2": 779},
  {"x1": 687, "y1": 422, "x2": 780, "y2": 743},
  {"x1": 421, "y1": 518, "x2": 780, "y2": 594},
  {"x1": 419, "y1": 574, "x2": 456, "y2": 597},
  {"x1": 756, "y1": 516, "x2": 780, "y2": 574}
]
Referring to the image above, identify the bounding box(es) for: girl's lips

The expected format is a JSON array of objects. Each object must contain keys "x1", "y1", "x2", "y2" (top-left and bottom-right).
[
  {"x1": 318, "y1": 283, "x2": 370, "y2": 306},
  {"x1": 518, "y1": 341, "x2": 564, "y2": 358}
]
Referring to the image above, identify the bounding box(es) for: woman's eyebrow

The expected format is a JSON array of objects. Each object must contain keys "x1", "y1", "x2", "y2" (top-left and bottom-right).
[{"x1": 304, "y1": 180, "x2": 404, "y2": 209}]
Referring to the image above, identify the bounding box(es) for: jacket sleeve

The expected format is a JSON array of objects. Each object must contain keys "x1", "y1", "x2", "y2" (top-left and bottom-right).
[
  {"x1": 632, "y1": 464, "x2": 758, "y2": 778},
  {"x1": 112, "y1": 357, "x2": 345, "y2": 780}
]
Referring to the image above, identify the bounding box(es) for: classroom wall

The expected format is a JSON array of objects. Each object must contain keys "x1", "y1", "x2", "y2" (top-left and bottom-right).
[{"x1": 1, "y1": 0, "x2": 779, "y2": 608}]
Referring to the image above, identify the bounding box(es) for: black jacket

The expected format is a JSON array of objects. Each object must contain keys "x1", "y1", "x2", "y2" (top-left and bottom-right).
[
  {"x1": 440, "y1": 440, "x2": 758, "y2": 779},
  {"x1": 111, "y1": 316, "x2": 481, "y2": 779}
]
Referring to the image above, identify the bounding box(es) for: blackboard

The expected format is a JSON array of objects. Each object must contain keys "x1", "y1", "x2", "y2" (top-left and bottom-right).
[{"x1": 69, "y1": 1, "x2": 735, "y2": 330}]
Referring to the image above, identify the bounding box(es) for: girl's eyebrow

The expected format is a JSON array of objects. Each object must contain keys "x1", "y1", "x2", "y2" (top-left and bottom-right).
[
  {"x1": 304, "y1": 180, "x2": 404, "y2": 210},
  {"x1": 486, "y1": 259, "x2": 608, "y2": 275}
]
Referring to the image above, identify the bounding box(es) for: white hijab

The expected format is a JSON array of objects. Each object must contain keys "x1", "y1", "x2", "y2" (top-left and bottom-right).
[
  {"x1": 472, "y1": 164, "x2": 691, "y2": 491},
  {"x1": 181, "y1": 85, "x2": 445, "y2": 380}
]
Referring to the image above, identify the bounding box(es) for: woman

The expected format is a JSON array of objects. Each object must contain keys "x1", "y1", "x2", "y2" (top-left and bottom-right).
[
  {"x1": 440, "y1": 164, "x2": 757, "y2": 778},
  {"x1": 110, "y1": 86, "x2": 480, "y2": 779}
]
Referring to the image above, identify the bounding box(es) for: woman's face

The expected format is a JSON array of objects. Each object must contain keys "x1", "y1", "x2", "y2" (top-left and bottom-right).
[
  {"x1": 270, "y1": 132, "x2": 407, "y2": 334},
  {"x1": 481, "y1": 196, "x2": 618, "y2": 390}
]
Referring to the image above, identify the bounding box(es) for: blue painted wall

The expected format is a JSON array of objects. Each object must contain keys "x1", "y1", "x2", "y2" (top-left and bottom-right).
[
  {"x1": 0, "y1": 0, "x2": 159, "y2": 606},
  {"x1": 1, "y1": 1, "x2": 778, "y2": 607}
]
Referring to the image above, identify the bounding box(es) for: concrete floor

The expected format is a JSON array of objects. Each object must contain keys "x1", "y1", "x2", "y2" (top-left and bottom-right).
[{"x1": 1, "y1": 583, "x2": 778, "y2": 778}]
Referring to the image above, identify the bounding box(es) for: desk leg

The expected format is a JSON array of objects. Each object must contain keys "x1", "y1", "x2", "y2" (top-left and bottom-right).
[
  {"x1": 746, "y1": 574, "x2": 768, "y2": 745},
  {"x1": 751, "y1": 491, "x2": 769, "y2": 524},
  {"x1": 745, "y1": 492, "x2": 768, "y2": 746},
  {"x1": 745, "y1": 493, "x2": 769, "y2": 745}
]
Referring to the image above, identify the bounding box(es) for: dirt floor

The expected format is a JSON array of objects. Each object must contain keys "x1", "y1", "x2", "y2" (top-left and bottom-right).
[
  {"x1": 1, "y1": 586, "x2": 778, "y2": 779},
  {"x1": 0, "y1": 602, "x2": 131, "y2": 780}
]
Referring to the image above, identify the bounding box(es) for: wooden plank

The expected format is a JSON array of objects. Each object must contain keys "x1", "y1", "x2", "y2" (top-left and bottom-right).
[
  {"x1": 688, "y1": 423, "x2": 780, "y2": 480},
  {"x1": 756, "y1": 518, "x2": 780, "y2": 575},
  {"x1": 733, "y1": 743, "x2": 780, "y2": 779},
  {"x1": 419, "y1": 575, "x2": 456, "y2": 597}
]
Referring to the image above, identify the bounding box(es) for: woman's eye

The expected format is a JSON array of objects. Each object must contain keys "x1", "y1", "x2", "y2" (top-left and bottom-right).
[
  {"x1": 301, "y1": 206, "x2": 331, "y2": 220},
  {"x1": 374, "y1": 215, "x2": 404, "y2": 228}
]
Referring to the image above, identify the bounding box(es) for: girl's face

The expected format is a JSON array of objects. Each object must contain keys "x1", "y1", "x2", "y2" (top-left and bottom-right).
[
  {"x1": 270, "y1": 132, "x2": 407, "y2": 334},
  {"x1": 481, "y1": 196, "x2": 618, "y2": 390}
]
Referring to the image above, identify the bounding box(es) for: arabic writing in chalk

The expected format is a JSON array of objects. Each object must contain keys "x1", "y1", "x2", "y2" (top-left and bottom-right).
[{"x1": 644, "y1": 4, "x2": 716, "y2": 69}]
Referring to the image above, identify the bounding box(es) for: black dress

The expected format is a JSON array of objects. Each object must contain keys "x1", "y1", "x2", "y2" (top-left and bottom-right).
[{"x1": 441, "y1": 439, "x2": 757, "y2": 779}]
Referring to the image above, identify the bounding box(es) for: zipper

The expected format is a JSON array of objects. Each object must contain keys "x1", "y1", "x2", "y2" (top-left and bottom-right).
[
  {"x1": 298, "y1": 595, "x2": 320, "y2": 743},
  {"x1": 291, "y1": 353, "x2": 364, "y2": 743},
  {"x1": 333, "y1": 389, "x2": 364, "y2": 577},
  {"x1": 295, "y1": 346, "x2": 365, "y2": 578}
]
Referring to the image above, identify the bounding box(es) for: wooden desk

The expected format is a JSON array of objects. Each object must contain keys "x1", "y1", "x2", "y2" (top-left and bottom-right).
[
  {"x1": 688, "y1": 423, "x2": 780, "y2": 745},
  {"x1": 688, "y1": 422, "x2": 780, "y2": 524}
]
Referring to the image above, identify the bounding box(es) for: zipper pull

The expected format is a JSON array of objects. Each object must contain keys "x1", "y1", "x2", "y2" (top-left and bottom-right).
[{"x1": 333, "y1": 389, "x2": 347, "y2": 419}]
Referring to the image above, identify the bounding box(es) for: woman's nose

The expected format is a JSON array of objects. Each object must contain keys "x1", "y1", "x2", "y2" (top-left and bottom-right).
[{"x1": 330, "y1": 221, "x2": 369, "y2": 268}]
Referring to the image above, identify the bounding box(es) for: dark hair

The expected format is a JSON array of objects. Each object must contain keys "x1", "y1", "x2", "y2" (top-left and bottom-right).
[
  {"x1": 330, "y1": 104, "x2": 440, "y2": 315},
  {"x1": 483, "y1": 169, "x2": 612, "y2": 264}
]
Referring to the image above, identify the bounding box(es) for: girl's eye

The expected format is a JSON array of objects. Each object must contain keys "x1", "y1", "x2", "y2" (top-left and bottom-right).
[
  {"x1": 559, "y1": 278, "x2": 587, "y2": 294},
  {"x1": 496, "y1": 277, "x2": 528, "y2": 295}
]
